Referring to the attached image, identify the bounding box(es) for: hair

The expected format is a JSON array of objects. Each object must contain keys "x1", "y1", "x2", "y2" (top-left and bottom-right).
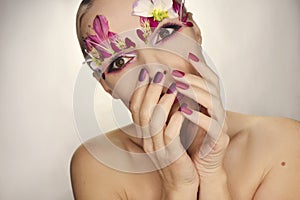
[{"x1": 76, "y1": 0, "x2": 94, "y2": 58}]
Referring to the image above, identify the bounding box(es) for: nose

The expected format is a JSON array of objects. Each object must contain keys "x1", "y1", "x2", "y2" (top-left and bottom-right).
[{"x1": 137, "y1": 49, "x2": 171, "y2": 81}]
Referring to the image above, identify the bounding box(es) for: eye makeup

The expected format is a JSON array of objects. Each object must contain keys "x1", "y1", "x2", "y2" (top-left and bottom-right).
[
  {"x1": 106, "y1": 52, "x2": 137, "y2": 74},
  {"x1": 153, "y1": 22, "x2": 183, "y2": 45}
]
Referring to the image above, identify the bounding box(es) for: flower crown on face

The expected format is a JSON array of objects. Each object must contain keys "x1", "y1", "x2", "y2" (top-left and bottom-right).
[{"x1": 83, "y1": 0, "x2": 191, "y2": 73}]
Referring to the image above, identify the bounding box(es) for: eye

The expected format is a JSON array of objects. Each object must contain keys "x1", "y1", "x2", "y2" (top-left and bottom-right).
[
  {"x1": 154, "y1": 23, "x2": 182, "y2": 44},
  {"x1": 107, "y1": 54, "x2": 136, "y2": 73}
]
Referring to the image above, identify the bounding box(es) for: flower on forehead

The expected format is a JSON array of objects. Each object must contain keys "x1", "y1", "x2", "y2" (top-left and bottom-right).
[
  {"x1": 84, "y1": 15, "x2": 116, "y2": 59},
  {"x1": 84, "y1": 15, "x2": 136, "y2": 69},
  {"x1": 132, "y1": 0, "x2": 178, "y2": 27}
]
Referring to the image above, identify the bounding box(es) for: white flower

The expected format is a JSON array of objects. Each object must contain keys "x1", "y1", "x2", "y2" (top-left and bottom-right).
[{"x1": 132, "y1": 0, "x2": 178, "y2": 21}]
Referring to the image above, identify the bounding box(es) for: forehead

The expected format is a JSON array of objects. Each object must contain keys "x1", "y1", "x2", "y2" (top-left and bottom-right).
[{"x1": 81, "y1": 0, "x2": 141, "y2": 37}]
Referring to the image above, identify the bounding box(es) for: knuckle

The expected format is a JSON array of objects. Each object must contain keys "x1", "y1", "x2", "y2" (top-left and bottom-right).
[
  {"x1": 129, "y1": 101, "x2": 140, "y2": 114},
  {"x1": 140, "y1": 109, "x2": 150, "y2": 124}
]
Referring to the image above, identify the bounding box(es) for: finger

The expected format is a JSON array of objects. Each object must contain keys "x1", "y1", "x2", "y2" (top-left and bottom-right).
[
  {"x1": 139, "y1": 71, "x2": 165, "y2": 127},
  {"x1": 164, "y1": 111, "x2": 185, "y2": 145},
  {"x1": 171, "y1": 70, "x2": 220, "y2": 97},
  {"x1": 174, "y1": 78, "x2": 225, "y2": 122},
  {"x1": 179, "y1": 105, "x2": 222, "y2": 142},
  {"x1": 150, "y1": 83, "x2": 178, "y2": 150},
  {"x1": 129, "y1": 68, "x2": 149, "y2": 127},
  {"x1": 188, "y1": 52, "x2": 220, "y2": 86}
]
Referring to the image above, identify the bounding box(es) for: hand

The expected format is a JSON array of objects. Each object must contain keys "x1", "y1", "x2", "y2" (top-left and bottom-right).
[
  {"x1": 171, "y1": 52, "x2": 230, "y2": 178},
  {"x1": 129, "y1": 68, "x2": 199, "y2": 191}
]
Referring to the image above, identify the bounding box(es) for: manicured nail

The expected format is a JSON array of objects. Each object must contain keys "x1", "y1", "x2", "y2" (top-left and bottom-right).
[
  {"x1": 153, "y1": 71, "x2": 163, "y2": 83},
  {"x1": 188, "y1": 52, "x2": 200, "y2": 62},
  {"x1": 138, "y1": 68, "x2": 147, "y2": 82},
  {"x1": 180, "y1": 103, "x2": 188, "y2": 108},
  {"x1": 172, "y1": 70, "x2": 185, "y2": 78},
  {"x1": 166, "y1": 83, "x2": 176, "y2": 94},
  {"x1": 174, "y1": 93, "x2": 184, "y2": 103},
  {"x1": 176, "y1": 82, "x2": 189, "y2": 90},
  {"x1": 179, "y1": 106, "x2": 193, "y2": 115}
]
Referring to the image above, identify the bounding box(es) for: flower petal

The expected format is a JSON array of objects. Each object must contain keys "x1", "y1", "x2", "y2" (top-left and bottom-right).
[
  {"x1": 93, "y1": 15, "x2": 110, "y2": 42},
  {"x1": 132, "y1": 0, "x2": 154, "y2": 17},
  {"x1": 148, "y1": 17, "x2": 159, "y2": 28},
  {"x1": 99, "y1": 49, "x2": 112, "y2": 58},
  {"x1": 154, "y1": 0, "x2": 173, "y2": 10},
  {"x1": 110, "y1": 42, "x2": 121, "y2": 52},
  {"x1": 172, "y1": 0, "x2": 180, "y2": 13},
  {"x1": 168, "y1": 8, "x2": 179, "y2": 18},
  {"x1": 125, "y1": 38, "x2": 136, "y2": 48},
  {"x1": 136, "y1": 29, "x2": 147, "y2": 42}
]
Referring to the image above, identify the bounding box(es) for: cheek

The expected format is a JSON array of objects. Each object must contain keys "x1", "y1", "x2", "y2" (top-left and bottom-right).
[{"x1": 106, "y1": 67, "x2": 141, "y2": 106}]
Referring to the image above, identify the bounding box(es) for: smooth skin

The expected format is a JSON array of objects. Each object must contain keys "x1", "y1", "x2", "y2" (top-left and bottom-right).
[{"x1": 71, "y1": 0, "x2": 300, "y2": 199}]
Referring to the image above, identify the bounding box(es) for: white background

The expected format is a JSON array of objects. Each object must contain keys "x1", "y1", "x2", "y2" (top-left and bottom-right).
[{"x1": 0, "y1": 0, "x2": 299, "y2": 199}]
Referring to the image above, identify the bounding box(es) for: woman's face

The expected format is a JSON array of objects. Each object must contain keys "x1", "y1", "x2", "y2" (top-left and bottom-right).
[{"x1": 80, "y1": 0, "x2": 203, "y2": 107}]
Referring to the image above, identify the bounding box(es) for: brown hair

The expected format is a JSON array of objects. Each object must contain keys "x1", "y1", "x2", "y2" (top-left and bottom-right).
[{"x1": 76, "y1": 0, "x2": 93, "y2": 58}]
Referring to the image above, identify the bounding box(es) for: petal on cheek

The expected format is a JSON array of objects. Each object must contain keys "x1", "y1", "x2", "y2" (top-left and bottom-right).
[{"x1": 125, "y1": 38, "x2": 136, "y2": 48}]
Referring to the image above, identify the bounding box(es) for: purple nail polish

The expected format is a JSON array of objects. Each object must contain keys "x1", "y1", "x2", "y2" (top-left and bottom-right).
[
  {"x1": 166, "y1": 83, "x2": 176, "y2": 94},
  {"x1": 179, "y1": 106, "x2": 193, "y2": 115},
  {"x1": 138, "y1": 68, "x2": 147, "y2": 82},
  {"x1": 172, "y1": 70, "x2": 185, "y2": 78},
  {"x1": 153, "y1": 72, "x2": 163, "y2": 83},
  {"x1": 176, "y1": 82, "x2": 189, "y2": 90},
  {"x1": 188, "y1": 52, "x2": 200, "y2": 62},
  {"x1": 181, "y1": 103, "x2": 188, "y2": 108},
  {"x1": 177, "y1": 93, "x2": 184, "y2": 101}
]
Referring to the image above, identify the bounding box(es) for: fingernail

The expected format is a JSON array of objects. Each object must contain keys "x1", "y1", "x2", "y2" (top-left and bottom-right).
[
  {"x1": 166, "y1": 83, "x2": 176, "y2": 94},
  {"x1": 138, "y1": 68, "x2": 147, "y2": 82},
  {"x1": 174, "y1": 93, "x2": 183, "y2": 103},
  {"x1": 172, "y1": 70, "x2": 185, "y2": 78},
  {"x1": 153, "y1": 71, "x2": 163, "y2": 83},
  {"x1": 176, "y1": 82, "x2": 189, "y2": 90},
  {"x1": 188, "y1": 52, "x2": 200, "y2": 62},
  {"x1": 181, "y1": 103, "x2": 188, "y2": 108},
  {"x1": 179, "y1": 106, "x2": 193, "y2": 115}
]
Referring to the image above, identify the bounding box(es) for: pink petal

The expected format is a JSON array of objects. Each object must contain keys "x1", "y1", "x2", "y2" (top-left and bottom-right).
[
  {"x1": 148, "y1": 17, "x2": 159, "y2": 28},
  {"x1": 172, "y1": 0, "x2": 180, "y2": 13},
  {"x1": 108, "y1": 31, "x2": 117, "y2": 39},
  {"x1": 99, "y1": 49, "x2": 112, "y2": 58},
  {"x1": 110, "y1": 42, "x2": 121, "y2": 52},
  {"x1": 172, "y1": 0, "x2": 187, "y2": 21},
  {"x1": 136, "y1": 29, "x2": 147, "y2": 42},
  {"x1": 125, "y1": 38, "x2": 136, "y2": 48},
  {"x1": 93, "y1": 15, "x2": 110, "y2": 42}
]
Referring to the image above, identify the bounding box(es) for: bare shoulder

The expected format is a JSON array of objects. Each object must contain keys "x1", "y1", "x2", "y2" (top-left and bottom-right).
[
  {"x1": 70, "y1": 127, "x2": 162, "y2": 200},
  {"x1": 250, "y1": 116, "x2": 300, "y2": 199},
  {"x1": 70, "y1": 129, "x2": 129, "y2": 200},
  {"x1": 225, "y1": 114, "x2": 300, "y2": 199}
]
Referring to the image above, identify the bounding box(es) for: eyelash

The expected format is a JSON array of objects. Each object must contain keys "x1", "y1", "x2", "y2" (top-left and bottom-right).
[
  {"x1": 107, "y1": 54, "x2": 136, "y2": 73},
  {"x1": 154, "y1": 23, "x2": 182, "y2": 44},
  {"x1": 105, "y1": 23, "x2": 182, "y2": 73}
]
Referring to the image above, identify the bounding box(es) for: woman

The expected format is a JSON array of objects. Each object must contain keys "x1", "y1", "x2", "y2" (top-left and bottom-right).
[{"x1": 71, "y1": 0, "x2": 300, "y2": 199}]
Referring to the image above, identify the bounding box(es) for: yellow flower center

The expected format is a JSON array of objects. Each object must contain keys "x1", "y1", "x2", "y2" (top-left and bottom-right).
[{"x1": 151, "y1": 9, "x2": 169, "y2": 21}]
